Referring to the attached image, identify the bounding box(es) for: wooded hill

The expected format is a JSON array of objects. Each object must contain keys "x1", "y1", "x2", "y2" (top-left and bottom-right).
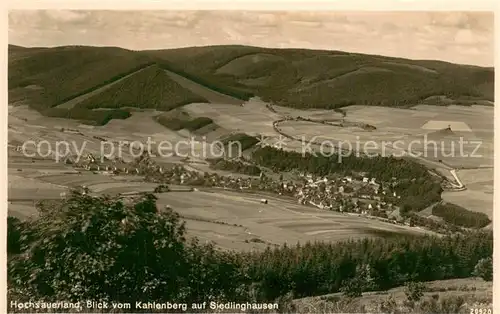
[{"x1": 9, "y1": 44, "x2": 494, "y2": 117}]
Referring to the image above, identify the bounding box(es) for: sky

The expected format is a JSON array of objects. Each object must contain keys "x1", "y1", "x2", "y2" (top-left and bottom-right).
[{"x1": 8, "y1": 10, "x2": 494, "y2": 66}]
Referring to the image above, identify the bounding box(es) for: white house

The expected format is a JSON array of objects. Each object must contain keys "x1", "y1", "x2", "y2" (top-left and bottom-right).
[{"x1": 363, "y1": 177, "x2": 369, "y2": 183}]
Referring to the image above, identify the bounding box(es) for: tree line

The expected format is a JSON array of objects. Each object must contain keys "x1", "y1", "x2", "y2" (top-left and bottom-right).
[
  {"x1": 432, "y1": 202, "x2": 491, "y2": 229},
  {"x1": 207, "y1": 158, "x2": 261, "y2": 176}
]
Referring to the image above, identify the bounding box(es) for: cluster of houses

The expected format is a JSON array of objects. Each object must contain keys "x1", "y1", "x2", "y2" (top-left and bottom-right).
[
  {"x1": 294, "y1": 173, "x2": 402, "y2": 218},
  {"x1": 66, "y1": 152, "x2": 411, "y2": 223},
  {"x1": 65, "y1": 153, "x2": 167, "y2": 176}
]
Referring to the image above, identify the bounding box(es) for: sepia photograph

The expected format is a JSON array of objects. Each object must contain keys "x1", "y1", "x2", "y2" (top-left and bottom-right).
[{"x1": 6, "y1": 8, "x2": 495, "y2": 313}]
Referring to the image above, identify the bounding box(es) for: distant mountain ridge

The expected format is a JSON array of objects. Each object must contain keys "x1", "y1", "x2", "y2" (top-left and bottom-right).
[{"x1": 8, "y1": 44, "x2": 494, "y2": 115}]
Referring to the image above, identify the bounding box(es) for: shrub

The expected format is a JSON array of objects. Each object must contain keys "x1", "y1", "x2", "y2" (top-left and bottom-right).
[
  {"x1": 473, "y1": 257, "x2": 493, "y2": 281},
  {"x1": 153, "y1": 184, "x2": 170, "y2": 193},
  {"x1": 404, "y1": 281, "x2": 426, "y2": 302},
  {"x1": 437, "y1": 295, "x2": 466, "y2": 313}
]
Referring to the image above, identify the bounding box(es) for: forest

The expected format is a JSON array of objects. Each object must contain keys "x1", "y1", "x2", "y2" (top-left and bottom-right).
[
  {"x1": 76, "y1": 65, "x2": 208, "y2": 111},
  {"x1": 432, "y1": 202, "x2": 491, "y2": 229},
  {"x1": 157, "y1": 116, "x2": 214, "y2": 131},
  {"x1": 207, "y1": 158, "x2": 262, "y2": 176}
]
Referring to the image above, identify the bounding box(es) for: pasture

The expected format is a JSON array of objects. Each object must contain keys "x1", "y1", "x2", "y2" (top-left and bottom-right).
[
  {"x1": 183, "y1": 101, "x2": 279, "y2": 137},
  {"x1": 273, "y1": 104, "x2": 493, "y2": 168},
  {"x1": 155, "y1": 189, "x2": 430, "y2": 251}
]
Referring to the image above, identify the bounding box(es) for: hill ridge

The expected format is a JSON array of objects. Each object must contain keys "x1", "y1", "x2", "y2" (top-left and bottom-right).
[{"x1": 8, "y1": 44, "x2": 494, "y2": 124}]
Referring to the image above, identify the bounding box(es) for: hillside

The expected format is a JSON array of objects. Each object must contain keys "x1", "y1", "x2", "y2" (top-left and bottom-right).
[
  {"x1": 147, "y1": 45, "x2": 494, "y2": 108},
  {"x1": 8, "y1": 44, "x2": 494, "y2": 116},
  {"x1": 76, "y1": 65, "x2": 208, "y2": 111},
  {"x1": 8, "y1": 45, "x2": 153, "y2": 110}
]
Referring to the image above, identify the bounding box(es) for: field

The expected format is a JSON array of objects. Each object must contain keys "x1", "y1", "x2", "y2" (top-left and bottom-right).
[
  {"x1": 183, "y1": 100, "x2": 280, "y2": 137},
  {"x1": 441, "y1": 168, "x2": 494, "y2": 218},
  {"x1": 276, "y1": 104, "x2": 494, "y2": 169},
  {"x1": 156, "y1": 189, "x2": 431, "y2": 251},
  {"x1": 10, "y1": 97, "x2": 439, "y2": 250}
]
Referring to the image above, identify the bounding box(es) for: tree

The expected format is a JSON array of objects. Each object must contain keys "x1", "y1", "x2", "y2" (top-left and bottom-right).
[
  {"x1": 473, "y1": 257, "x2": 493, "y2": 281},
  {"x1": 7, "y1": 216, "x2": 23, "y2": 255},
  {"x1": 340, "y1": 263, "x2": 376, "y2": 298}
]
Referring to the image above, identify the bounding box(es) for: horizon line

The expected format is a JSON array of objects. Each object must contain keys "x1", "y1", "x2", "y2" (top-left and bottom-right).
[{"x1": 8, "y1": 43, "x2": 495, "y2": 69}]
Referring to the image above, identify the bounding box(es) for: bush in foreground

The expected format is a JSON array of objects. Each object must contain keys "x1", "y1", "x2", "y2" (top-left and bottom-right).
[
  {"x1": 404, "y1": 281, "x2": 426, "y2": 302},
  {"x1": 8, "y1": 191, "x2": 248, "y2": 306},
  {"x1": 473, "y1": 257, "x2": 493, "y2": 281}
]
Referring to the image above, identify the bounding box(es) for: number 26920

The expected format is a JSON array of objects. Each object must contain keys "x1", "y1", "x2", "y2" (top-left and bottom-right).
[{"x1": 470, "y1": 308, "x2": 492, "y2": 314}]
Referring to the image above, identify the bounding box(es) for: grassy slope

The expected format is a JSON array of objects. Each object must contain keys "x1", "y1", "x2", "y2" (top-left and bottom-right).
[{"x1": 9, "y1": 44, "x2": 494, "y2": 114}]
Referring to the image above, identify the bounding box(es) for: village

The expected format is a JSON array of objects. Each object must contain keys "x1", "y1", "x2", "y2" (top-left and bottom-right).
[{"x1": 56, "y1": 152, "x2": 415, "y2": 228}]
